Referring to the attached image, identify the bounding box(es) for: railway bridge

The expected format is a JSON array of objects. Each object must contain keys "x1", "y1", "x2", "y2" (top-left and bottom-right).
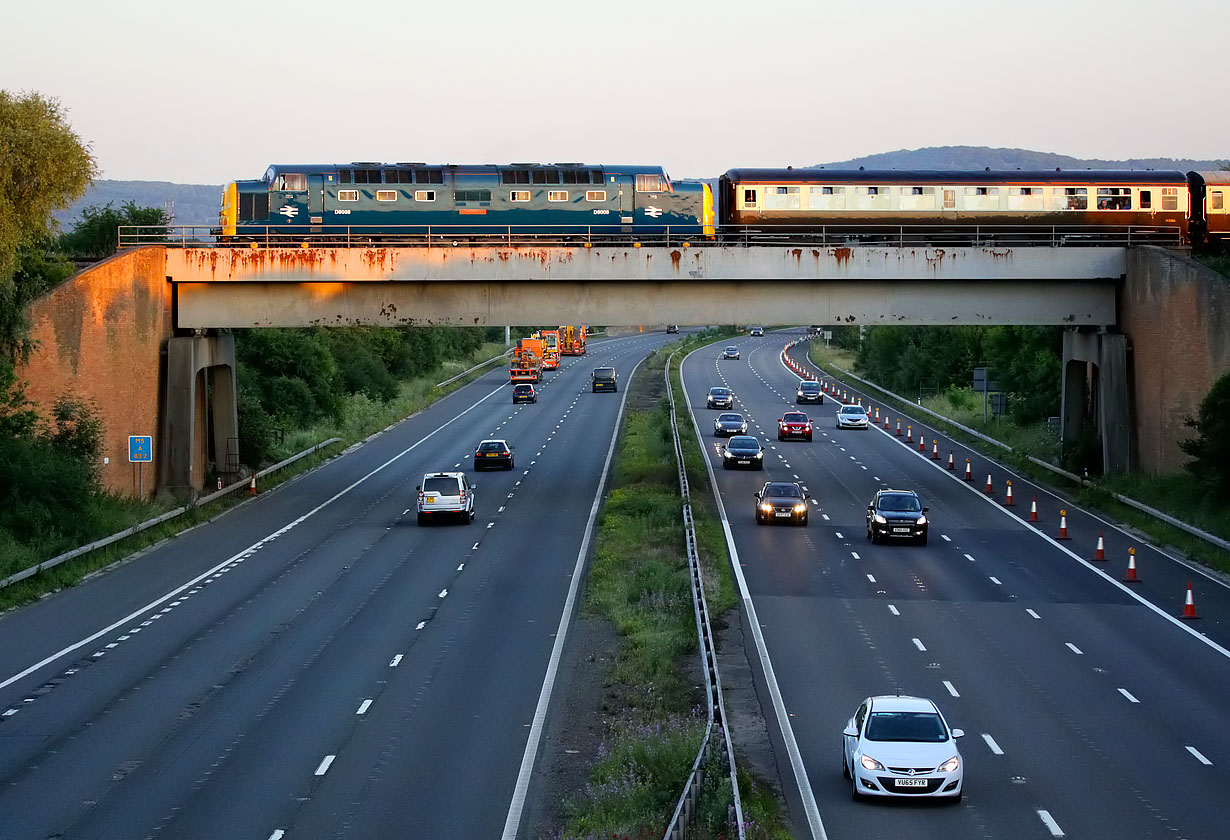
[{"x1": 17, "y1": 243, "x2": 1229, "y2": 498}]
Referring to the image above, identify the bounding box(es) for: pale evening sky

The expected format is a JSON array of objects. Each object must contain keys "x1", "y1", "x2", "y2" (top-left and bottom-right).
[{"x1": 3, "y1": 0, "x2": 1227, "y2": 185}]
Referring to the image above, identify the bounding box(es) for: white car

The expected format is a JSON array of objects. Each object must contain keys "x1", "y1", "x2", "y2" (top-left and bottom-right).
[
  {"x1": 416, "y1": 471, "x2": 475, "y2": 525},
  {"x1": 836, "y1": 404, "x2": 870, "y2": 429},
  {"x1": 843, "y1": 695, "x2": 964, "y2": 802},
  {"x1": 749, "y1": 326, "x2": 764, "y2": 337},
  {"x1": 721, "y1": 346, "x2": 740, "y2": 360}
]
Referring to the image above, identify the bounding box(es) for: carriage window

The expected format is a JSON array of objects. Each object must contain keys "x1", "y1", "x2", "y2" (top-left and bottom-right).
[
  {"x1": 809, "y1": 186, "x2": 846, "y2": 210},
  {"x1": 1161, "y1": 187, "x2": 1178, "y2": 210},
  {"x1": 338, "y1": 190, "x2": 359, "y2": 201},
  {"x1": 510, "y1": 190, "x2": 531, "y2": 202},
  {"x1": 743, "y1": 189, "x2": 758, "y2": 207},
  {"x1": 547, "y1": 190, "x2": 568, "y2": 202},
  {"x1": 1009, "y1": 187, "x2": 1039, "y2": 196},
  {"x1": 533, "y1": 170, "x2": 561, "y2": 184},
  {"x1": 943, "y1": 189, "x2": 956, "y2": 209},
  {"x1": 865, "y1": 186, "x2": 881, "y2": 196},
  {"x1": 1139, "y1": 190, "x2": 1152, "y2": 209},
  {"x1": 275, "y1": 173, "x2": 307, "y2": 191},
  {"x1": 1096, "y1": 187, "x2": 1132, "y2": 210},
  {"x1": 376, "y1": 190, "x2": 397, "y2": 202},
  {"x1": 415, "y1": 190, "x2": 436, "y2": 201},
  {"x1": 1057, "y1": 187, "x2": 1088, "y2": 210},
  {"x1": 764, "y1": 185, "x2": 801, "y2": 210},
  {"x1": 900, "y1": 186, "x2": 936, "y2": 210},
  {"x1": 1213, "y1": 191, "x2": 1225, "y2": 211},
  {"x1": 636, "y1": 173, "x2": 667, "y2": 192},
  {"x1": 586, "y1": 190, "x2": 607, "y2": 201},
  {"x1": 502, "y1": 170, "x2": 531, "y2": 184},
  {"x1": 414, "y1": 169, "x2": 444, "y2": 184},
  {"x1": 966, "y1": 187, "x2": 990, "y2": 196}
]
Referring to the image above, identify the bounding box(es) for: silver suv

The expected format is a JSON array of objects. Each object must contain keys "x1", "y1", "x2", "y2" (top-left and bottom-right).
[{"x1": 416, "y1": 472, "x2": 475, "y2": 525}]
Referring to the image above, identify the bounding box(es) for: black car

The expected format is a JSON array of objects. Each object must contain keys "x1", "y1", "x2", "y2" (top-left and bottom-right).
[
  {"x1": 706, "y1": 386, "x2": 734, "y2": 409},
  {"x1": 592, "y1": 367, "x2": 618, "y2": 392},
  {"x1": 796, "y1": 380, "x2": 824, "y2": 404},
  {"x1": 713, "y1": 412, "x2": 748, "y2": 437},
  {"x1": 666, "y1": 324, "x2": 679, "y2": 334},
  {"x1": 473, "y1": 439, "x2": 514, "y2": 470},
  {"x1": 866, "y1": 489, "x2": 929, "y2": 545},
  {"x1": 722, "y1": 435, "x2": 764, "y2": 470},
  {"x1": 512, "y1": 383, "x2": 537, "y2": 403},
  {"x1": 755, "y1": 481, "x2": 809, "y2": 525}
]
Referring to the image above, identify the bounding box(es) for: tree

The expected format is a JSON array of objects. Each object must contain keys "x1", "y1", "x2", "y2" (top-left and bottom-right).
[
  {"x1": 1179, "y1": 372, "x2": 1230, "y2": 501},
  {"x1": 0, "y1": 90, "x2": 96, "y2": 282},
  {"x1": 59, "y1": 201, "x2": 171, "y2": 259}
]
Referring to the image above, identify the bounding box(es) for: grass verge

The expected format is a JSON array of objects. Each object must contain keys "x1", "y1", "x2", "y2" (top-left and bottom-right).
[
  {"x1": 559, "y1": 328, "x2": 790, "y2": 840},
  {"x1": 806, "y1": 343, "x2": 1230, "y2": 574},
  {"x1": 0, "y1": 342, "x2": 512, "y2": 613}
]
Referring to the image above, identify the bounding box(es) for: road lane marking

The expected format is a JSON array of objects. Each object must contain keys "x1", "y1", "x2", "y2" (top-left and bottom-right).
[
  {"x1": 942, "y1": 680, "x2": 959, "y2": 697},
  {"x1": 268, "y1": 831, "x2": 286, "y2": 840},
  {"x1": 912, "y1": 638, "x2": 927, "y2": 651},
  {"x1": 356, "y1": 699, "x2": 372, "y2": 715},
  {"x1": 1037, "y1": 810, "x2": 1065, "y2": 836},
  {"x1": 1118, "y1": 688, "x2": 1139, "y2": 703},
  {"x1": 982, "y1": 733, "x2": 1004, "y2": 755},
  {"x1": 1066, "y1": 643, "x2": 1083, "y2": 655},
  {"x1": 989, "y1": 576, "x2": 1002, "y2": 585},
  {"x1": 866, "y1": 574, "x2": 876, "y2": 583},
  {"x1": 964, "y1": 553, "x2": 976, "y2": 562},
  {"x1": 851, "y1": 552, "x2": 860, "y2": 560},
  {"x1": 887, "y1": 605, "x2": 899, "y2": 616},
  {"x1": 835, "y1": 532, "x2": 844, "y2": 539},
  {"x1": 389, "y1": 654, "x2": 403, "y2": 667},
  {"x1": 1027, "y1": 609, "x2": 1041, "y2": 619},
  {"x1": 941, "y1": 534, "x2": 951, "y2": 542},
  {"x1": 314, "y1": 755, "x2": 336, "y2": 776},
  {"x1": 1186, "y1": 746, "x2": 1212, "y2": 765}
]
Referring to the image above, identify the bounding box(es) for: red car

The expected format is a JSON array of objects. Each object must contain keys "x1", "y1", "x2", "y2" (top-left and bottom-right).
[{"x1": 778, "y1": 411, "x2": 813, "y2": 441}]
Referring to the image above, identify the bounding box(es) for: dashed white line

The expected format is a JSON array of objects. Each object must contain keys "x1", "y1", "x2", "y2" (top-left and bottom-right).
[
  {"x1": 942, "y1": 680, "x2": 959, "y2": 697},
  {"x1": 1066, "y1": 643, "x2": 1083, "y2": 655},
  {"x1": 835, "y1": 532, "x2": 844, "y2": 539},
  {"x1": 314, "y1": 755, "x2": 336, "y2": 776},
  {"x1": 438, "y1": 589, "x2": 448, "y2": 599},
  {"x1": 1037, "y1": 809, "x2": 1065, "y2": 836},
  {"x1": 1186, "y1": 746, "x2": 1212, "y2": 765},
  {"x1": 268, "y1": 830, "x2": 286, "y2": 840},
  {"x1": 472, "y1": 543, "x2": 480, "y2": 550},
  {"x1": 964, "y1": 553, "x2": 976, "y2": 562},
  {"x1": 989, "y1": 576, "x2": 1002, "y2": 585},
  {"x1": 356, "y1": 699, "x2": 372, "y2": 715},
  {"x1": 1118, "y1": 688, "x2": 1139, "y2": 703},
  {"x1": 866, "y1": 574, "x2": 876, "y2": 583},
  {"x1": 982, "y1": 733, "x2": 1004, "y2": 755},
  {"x1": 941, "y1": 534, "x2": 952, "y2": 542},
  {"x1": 850, "y1": 551, "x2": 861, "y2": 560},
  {"x1": 912, "y1": 638, "x2": 927, "y2": 651},
  {"x1": 887, "y1": 604, "x2": 900, "y2": 616},
  {"x1": 389, "y1": 654, "x2": 403, "y2": 667},
  {"x1": 457, "y1": 563, "x2": 465, "y2": 571},
  {"x1": 1027, "y1": 609, "x2": 1041, "y2": 619}
]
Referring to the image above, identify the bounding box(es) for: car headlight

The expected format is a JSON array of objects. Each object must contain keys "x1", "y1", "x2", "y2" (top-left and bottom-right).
[
  {"x1": 797, "y1": 390, "x2": 804, "y2": 397},
  {"x1": 794, "y1": 503, "x2": 807, "y2": 512},
  {"x1": 860, "y1": 755, "x2": 885, "y2": 771},
  {"x1": 723, "y1": 450, "x2": 732, "y2": 458},
  {"x1": 873, "y1": 514, "x2": 887, "y2": 524},
  {"x1": 753, "y1": 452, "x2": 763, "y2": 459},
  {"x1": 917, "y1": 515, "x2": 927, "y2": 525},
  {"x1": 760, "y1": 503, "x2": 773, "y2": 512},
  {"x1": 938, "y1": 755, "x2": 960, "y2": 773},
  {"x1": 740, "y1": 424, "x2": 747, "y2": 432}
]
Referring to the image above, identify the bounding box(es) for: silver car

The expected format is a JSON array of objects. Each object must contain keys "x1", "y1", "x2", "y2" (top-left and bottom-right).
[
  {"x1": 721, "y1": 346, "x2": 740, "y2": 360},
  {"x1": 713, "y1": 412, "x2": 748, "y2": 437},
  {"x1": 836, "y1": 404, "x2": 870, "y2": 429},
  {"x1": 416, "y1": 471, "x2": 476, "y2": 525},
  {"x1": 844, "y1": 695, "x2": 964, "y2": 802}
]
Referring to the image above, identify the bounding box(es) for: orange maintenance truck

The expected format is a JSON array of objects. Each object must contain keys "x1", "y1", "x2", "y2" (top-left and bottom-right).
[
  {"x1": 509, "y1": 337, "x2": 545, "y2": 383},
  {"x1": 559, "y1": 325, "x2": 587, "y2": 356},
  {"x1": 538, "y1": 329, "x2": 561, "y2": 370}
]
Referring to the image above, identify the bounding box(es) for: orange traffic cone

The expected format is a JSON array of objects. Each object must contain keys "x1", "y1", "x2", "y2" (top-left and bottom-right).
[
  {"x1": 1004, "y1": 481, "x2": 1015, "y2": 506},
  {"x1": 1123, "y1": 547, "x2": 1139, "y2": 582},
  {"x1": 1056, "y1": 509, "x2": 1071, "y2": 539},
  {"x1": 985, "y1": 473, "x2": 994, "y2": 495},
  {"x1": 1029, "y1": 497, "x2": 1039, "y2": 522},
  {"x1": 906, "y1": 425, "x2": 913, "y2": 443},
  {"x1": 919, "y1": 435, "x2": 926, "y2": 453},
  {"x1": 896, "y1": 420, "x2": 902, "y2": 436},
  {"x1": 963, "y1": 459, "x2": 973, "y2": 481},
  {"x1": 884, "y1": 414, "x2": 890, "y2": 429},
  {"x1": 947, "y1": 451, "x2": 955, "y2": 470},
  {"x1": 1181, "y1": 582, "x2": 1199, "y2": 619},
  {"x1": 931, "y1": 440, "x2": 940, "y2": 460},
  {"x1": 1093, "y1": 532, "x2": 1106, "y2": 561},
  {"x1": 249, "y1": 475, "x2": 257, "y2": 495},
  {"x1": 875, "y1": 407, "x2": 880, "y2": 422}
]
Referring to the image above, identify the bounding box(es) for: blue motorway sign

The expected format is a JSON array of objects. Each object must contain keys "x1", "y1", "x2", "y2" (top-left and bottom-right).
[{"x1": 128, "y1": 435, "x2": 153, "y2": 463}]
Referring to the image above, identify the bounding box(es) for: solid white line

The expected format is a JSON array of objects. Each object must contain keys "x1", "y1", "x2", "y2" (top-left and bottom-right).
[
  {"x1": 942, "y1": 680, "x2": 959, "y2": 697},
  {"x1": 982, "y1": 733, "x2": 1004, "y2": 755},
  {"x1": 1118, "y1": 688, "x2": 1140, "y2": 703},
  {"x1": 1027, "y1": 609, "x2": 1041, "y2": 619},
  {"x1": 356, "y1": 699, "x2": 372, "y2": 715},
  {"x1": 887, "y1": 604, "x2": 899, "y2": 616},
  {"x1": 913, "y1": 638, "x2": 927, "y2": 651},
  {"x1": 1037, "y1": 809, "x2": 1065, "y2": 836},
  {"x1": 1066, "y1": 642, "x2": 1083, "y2": 655},
  {"x1": 502, "y1": 352, "x2": 649, "y2": 840},
  {"x1": 314, "y1": 755, "x2": 335, "y2": 776},
  {"x1": 1, "y1": 379, "x2": 510, "y2": 693},
  {"x1": 1186, "y1": 746, "x2": 1212, "y2": 765}
]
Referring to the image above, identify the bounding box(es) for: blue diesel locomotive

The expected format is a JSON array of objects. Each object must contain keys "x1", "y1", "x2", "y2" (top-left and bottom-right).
[{"x1": 218, "y1": 162, "x2": 714, "y2": 244}]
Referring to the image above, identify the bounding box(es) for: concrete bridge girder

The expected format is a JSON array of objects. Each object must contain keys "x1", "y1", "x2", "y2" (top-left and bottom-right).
[{"x1": 167, "y1": 245, "x2": 1125, "y2": 329}]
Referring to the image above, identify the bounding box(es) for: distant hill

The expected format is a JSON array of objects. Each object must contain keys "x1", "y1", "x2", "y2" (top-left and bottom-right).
[
  {"x1": 814, "y1": 146, "x2": 1227, "y2": 172},
  {"x1": 53, "y1": 180, "x2": 223, "y2": 230}
]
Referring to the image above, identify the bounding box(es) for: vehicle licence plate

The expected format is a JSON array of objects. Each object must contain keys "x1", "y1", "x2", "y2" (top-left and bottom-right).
[
  {"x1": 425, "y1": 494, "x2": 437, "y2": 502},
  {"x1": 893, "y1": 527, "x2": 911, "y2": 533},
  {"x1": 894, "y1": 778, "x2": 927, "y2": 788},
  {"x1": 775, "y1": 512, "x2": 791, "y2": 518},
  {"x1": 737, "y1": 460, "x2": 750, "y2": 465}
]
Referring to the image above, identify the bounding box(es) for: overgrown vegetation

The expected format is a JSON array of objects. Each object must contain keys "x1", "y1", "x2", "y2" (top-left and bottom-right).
[{"x1": 559, "y1": 328, "x2": 789, "y2": 840}]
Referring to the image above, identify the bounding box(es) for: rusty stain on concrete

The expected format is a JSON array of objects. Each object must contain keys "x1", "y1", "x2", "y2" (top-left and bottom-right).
[{"x1": 831, "y1": 247, "x2": 852, "y2": 266}]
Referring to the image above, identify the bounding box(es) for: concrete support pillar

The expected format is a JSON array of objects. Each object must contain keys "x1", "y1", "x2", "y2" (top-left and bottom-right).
[
  {"x1": 1061, "y1": 329, "x2": 1131, "y2": 476},
  {"x1": 160, "y1": 333, "x2": 238, "y2": 500}
]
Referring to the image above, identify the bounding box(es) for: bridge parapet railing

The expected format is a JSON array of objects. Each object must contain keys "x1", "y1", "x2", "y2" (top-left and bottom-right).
[{"x1": 118, "y1": 223, "x2": 1184, "y2": 250}]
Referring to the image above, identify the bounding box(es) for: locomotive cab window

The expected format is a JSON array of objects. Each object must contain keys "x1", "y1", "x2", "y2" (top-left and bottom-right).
[
  {"x1": 636, "y1": 173, "x2": 668, "y2": 193},
  {"x1": 274, "y1": 173, "x2": 307, "y2": 191}
]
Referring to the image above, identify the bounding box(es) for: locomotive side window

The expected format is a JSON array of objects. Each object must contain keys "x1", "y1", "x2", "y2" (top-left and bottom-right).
[
  {"x1": 455, "y1": 190, "x2": 492, "y2": 203},
  {"x1": 502, "y1": 170, "x2": 531, "y2": 184},
  {"x1": 1096, "y1": 187, "x2": 1131, "y2": 210},
  {"x1": 1162, "y1": 187, "x2": 1178, "y2": 210},
  {"x1": 338, "y1": 169, "x2": 352, "y2": 184},
  {"x1": 809, "y1": 186, "x2": 847, "y2": 210},
  {"x1": 636, "y1": 174, "x2": 667, "y2": 193},
  {"x1": 415, "y1": 190, "x2": 436, "y2": 202},
  {"x1": 390, "y1": 170, "x2": 414, "y2": 184},
  {"x1": 414, "y1": 169, "x2": 444, "y2": 184},
  {"x1": 562, "y1": 170, "x2": 590, "y2": 184},
  {"x1": 764, "y1": 186, "x2": 800, "y2": 210},
  {"x1": 510, "y1": 190, "x2": 531, "y2": 202},
  {"x1": 275, "y1": 173, "x2": 307, "y2": 191},
  {"x1": 376, "y1": 190, "x2": 397, "y2": 202},
  {"x1": 338, "y1": 190, "x2": 359, "y2": 201},
  {"x1": 353, "y1": 169, "x2": 383, "y2": 184},
  {"x1": 1213, "y1": 191, "x2": 1224, "y2": 211},
  {"x1": 547, "y1": 190, "x2": 568, "y2": 202},
  {"x1": 532, "y1": 170, "x2": 561, "y2": 184},
  {"x1": 586, "y1": 190, "x2": 607, "y2": 201}
]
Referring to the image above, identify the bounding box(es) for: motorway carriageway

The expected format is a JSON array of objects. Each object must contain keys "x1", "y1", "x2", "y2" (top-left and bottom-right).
[
  {"x1": 681, "y1": 330, "x2": 1229, "y2": 840},
  {"x1": 0, "y1": 331, "x2": 674, "y2": 840}
]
